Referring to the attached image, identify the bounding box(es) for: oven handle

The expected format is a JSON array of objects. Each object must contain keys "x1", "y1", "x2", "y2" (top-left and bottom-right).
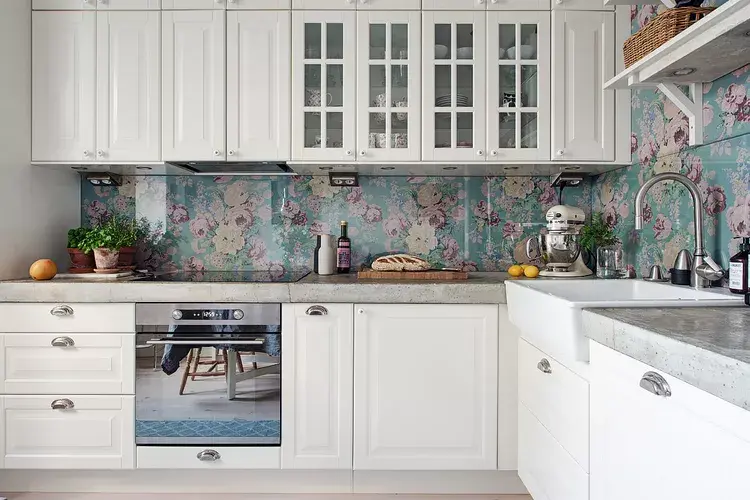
[{"x1": 146, "y1": 339, "x2": 265, "y2": 346}]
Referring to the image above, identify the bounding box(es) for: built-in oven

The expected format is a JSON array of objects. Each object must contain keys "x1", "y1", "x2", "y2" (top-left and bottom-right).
[{"x1": 135, "y1": 303, "x2": 281, "y2": 448}]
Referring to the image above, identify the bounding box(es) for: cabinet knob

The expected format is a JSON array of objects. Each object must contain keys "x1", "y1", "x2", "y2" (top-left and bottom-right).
[
  {"x1": 50, "y1": 305, "x2": 74, "y2": 317},
  {"x1": 358, "y1": 308, "x2": 364, "y2": 314},
  {"x1": 491, "y1": 0, "x2": 498, "y2": 3},
  {"x1": 306, "y1": 305, "x2": 329, "y2": 316},
  {"x1": 213, "y1": 150, "x2": 222, "y2": 157},
  {"x1": 359, "y1": 149, "x2": 367, "y2": 157},
  {"x1": 228, "y1": 150, "x2": 235, "y2": 156},
  {"x1": 197, "y1": 449, "x2": 221, "y2": 462},
  {"x1": 51, "y1": 398, "x2": 75, "y2": 410},
  {"x1": 556, "y1": 149, "x2": 565, "y2": 157},
  {"x1": 345, "y1": 150, "x2": 353, "y2": 156},
  {"x1": 83, "y1": 150, "x2": 91, "y2": 158},
  {"x1": 537, "y1": 358, "x2": 552, "y2": 374},
  {"x1": 640, "y1": 371, "x2": 672, "y2": 397},
  {"x1": 490, "y1": 150, "x2": 498, "y2": 157},
  {"x1": 97, "y1": 150, "x2": 105, "y2": 157},
  {"x1": 476, "y1": 149, "x2": 484, "y2": 156},
  {"x1": 478, "y1": 0, "x2": 485, "y2": 4},
  {"x1": 556, "y1": 0, "x2": 563, "y2": 4},
  {"x1": 51, "y1": 336, "x2": 75, "y2": 348}
]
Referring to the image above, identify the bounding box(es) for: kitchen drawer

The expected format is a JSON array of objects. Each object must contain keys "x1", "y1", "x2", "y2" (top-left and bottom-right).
[
  {"x1": 518, "y1": 338, "x2": 589, "y2": 471},
  {"x1": 0, "y1": 395, "x2": 135, "y2": 469},
  {"x1": 0, "y1": 303, "x2": 135, "y2": 333},
  {"x1": 0, "y1": 333, "x2": 135, "y2": 394},
  {"x1": 137, "y1": 446, "x2": 281, "y2": 469},
  {"x1": 519, "y1": 402, "x2": 588, "y2": 500}
]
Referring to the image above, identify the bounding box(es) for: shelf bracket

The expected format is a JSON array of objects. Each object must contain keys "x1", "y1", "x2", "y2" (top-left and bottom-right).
[{"x1": 657, "y1": 82, "x2": 704, "y2": 146}]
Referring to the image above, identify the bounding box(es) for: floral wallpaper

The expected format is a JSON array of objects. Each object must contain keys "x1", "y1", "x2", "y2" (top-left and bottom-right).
[
  {"x1": 81, "y1": 175, "x2": 590, "y2": 273},
  {"x1": 592, "y1": 2, "x2": 750, "y2": 277}
]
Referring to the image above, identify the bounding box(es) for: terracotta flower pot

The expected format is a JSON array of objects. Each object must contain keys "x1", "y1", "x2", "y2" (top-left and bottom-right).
[
  {"x1": 93, "y1": 248, "x2": 120, "y2": 270},
  {"x1": 67, "y1": 248, "x2": 95, "y2": 269},
  {"x1": 118, "y1": 246, "x2": 137, "y2": 267}
]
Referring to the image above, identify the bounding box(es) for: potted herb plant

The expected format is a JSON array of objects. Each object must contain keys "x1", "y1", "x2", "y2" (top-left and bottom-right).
[
  {"x1": 66, "y1": 227, "x2": 95, "y2": 270},
  {"x1": 83, "y1": 217, "x2": 138, "y2": 272},
  {"x1": 580, "y1": 212, "x2": 619, "y2": 273}
]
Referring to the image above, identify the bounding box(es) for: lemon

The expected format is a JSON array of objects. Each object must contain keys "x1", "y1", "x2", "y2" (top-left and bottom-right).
[
  {"x1": 524, "y1": 265, "x2": 540, "y2": 278},
  {"x1": 520, "y1": 263, "x2": 530, "y2": 269},
  {"x1": 508, "y1": 265, "x2": 524, "y2": 277}
]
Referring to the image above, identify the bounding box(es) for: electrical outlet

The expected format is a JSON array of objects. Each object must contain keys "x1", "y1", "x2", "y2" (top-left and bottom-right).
[{"x1": 329, "y1": 172, "x2": 359, "y2": 187}]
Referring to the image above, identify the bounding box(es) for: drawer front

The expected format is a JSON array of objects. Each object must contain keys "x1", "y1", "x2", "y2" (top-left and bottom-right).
[
  {"x1": 137, "y1": 446, "x2": 281, "y2": 469},
  {"x1": 519, "y1": 338, "x2": 589, "y2": 471},
  {"x1": 0, "y1": 303, "x2": 135, "y2": 333},
  {"x1": 1, "y1": 333, "x2": 134, "y2": 394},
  {"x1": 519, "y1": 403, "x2": 588, "y2": 500},
  {"x1": 0, "y1": 395, "x2": 134, "y2": 469}
]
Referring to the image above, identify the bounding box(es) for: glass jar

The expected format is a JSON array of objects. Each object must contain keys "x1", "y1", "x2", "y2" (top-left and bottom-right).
[{"x1": 597, "y1": 245, "x2": 625, "y2": 279}]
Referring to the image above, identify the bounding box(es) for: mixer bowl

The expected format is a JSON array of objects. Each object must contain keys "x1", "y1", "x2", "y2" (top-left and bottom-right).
[{"x1": 526, "y1": 233, "x2": 582, "y2": 269}]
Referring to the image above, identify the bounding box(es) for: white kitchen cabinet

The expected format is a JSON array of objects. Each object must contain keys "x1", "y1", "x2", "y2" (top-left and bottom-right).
[
  {"x1": 422, "y1": 11, "x2": 486, "y2": 162},
  {"x1": 97, "y1": 11, "x2": 161, "y2": 162},
  {"x1": 421, "y1": 0, "x2": 486, "y2": 11},
  {"x1": 32, "y1": 0, "x2": 96, "y2": 9},
  {"x1": 590, "y1": 341, "x2": 750, "y2": 500},
  {"x1": 292, "y1": 0, "x2": 356, "y2": 10},
  {"x1": 552, "y1": 0, "x2": 613, "y2": 10},
  {"x1": 292, "y1": 11, "x2": 357, "y2": 161},
  {"x1": 98, "y1": 0, "x2": 162, "y2": 9},
  {"x1": 227, "y1": 11, "x2": 291, "y2": 161},
  {"x1": 32, "y1": 11, "x2": 96, "y2": 163},
  {"x1": 281, "y1": 304, "x2": 353, "y2": 470},
  {"x1": 488, "y1": 0, "x2": 550, "y2": 10},
  {"x1": 162, "y1": 0, "x2": 227, "y2": 8},
  {"x1": 227, "y1": 0, "x2": 291, "y2": 8},
  {"x1": 353, "y1": 304, "x2": 498, "y2": 470},
  {"x1": 0, "y1": 304, "x2": 135, "y2": 333},
  {"x1": 487, "y1": 10, "x2": 550, "y2": 161},
  {"x1": 162, "y1": 10, "x2": 226, "y2": 161},
  {"x1": 0, "y1": 395, "x2": 135, "y2": 469},
  {"x1": 552, "y1": 10, "x2": 614, "y2": 161},
  {"x1": 359, "y1": 0, "x2": 422, "y2": 10},
  {"x1": 356, "y1": 11, "x2": 421, "y2": 162}
]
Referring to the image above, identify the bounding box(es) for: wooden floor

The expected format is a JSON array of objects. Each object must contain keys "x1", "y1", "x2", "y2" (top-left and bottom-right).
[{"x1": 5, "y1": 495, "x2": 532, "y2": 500}]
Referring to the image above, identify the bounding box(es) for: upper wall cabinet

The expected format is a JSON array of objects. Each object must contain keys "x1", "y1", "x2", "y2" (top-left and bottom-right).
[
  {"x1": 552, "y1": 10, "x2": 614, "y2": 162},
  {"x1": 356, "y1": 11, "x2": 421, "y2": 162},
  {"x1": 422, "y1": 0, "x2": 550, "y2": 11},
  {"x1": 162, "y1": 10, "x2": 226, "y2": 161},
  {"x1": 227, "y1": 11, "x2": 291, "y2": 161},
  {"x1": 552, "y1": 0, "x2": 613, "y2": 10},
  {"x1": 32, "y1": 11, "x2": 96, "y2": 163},
  {"x1": 32, "y1": 0, "x2": 96, "y2": 9},
  {"x1": 359, "y1": 0, "x2": 422, "y2": 10},
  {"x1": 292, "y1": 0, "x2": 356, "y2": 10},
  {"x1": 292, "y1": 11, "x2": 357, "y2": 161},
  {"x1": 489, "y1": 0, "x2": 550, "y2": 10},
  {"x1": 161, "y1": 0, "x2": 226, "y2": 8},
  {"x1": 227, "y1": 0, "x2": 292, "y2": 8},
  {"x1": 33, "y1": 0, "x2": 161, "y2": 8},
  {"x1": 97, "y1": 11, "x2": 161, "y2": 162}
]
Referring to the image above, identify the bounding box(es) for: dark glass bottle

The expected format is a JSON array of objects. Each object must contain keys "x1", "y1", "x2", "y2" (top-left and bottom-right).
[{"x1": 336, "y1": 221, "x2": 351, "y2": 274}]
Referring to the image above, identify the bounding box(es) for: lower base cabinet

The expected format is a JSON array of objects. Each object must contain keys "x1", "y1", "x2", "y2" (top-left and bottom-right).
[{"x1": 0, "y1": 395, "x2": 134, "y2": 469}]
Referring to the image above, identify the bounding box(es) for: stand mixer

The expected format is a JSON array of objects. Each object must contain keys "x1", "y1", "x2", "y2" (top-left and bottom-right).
[{"x1": 526, "y1": 205, "x2": 593, "y2": 278}]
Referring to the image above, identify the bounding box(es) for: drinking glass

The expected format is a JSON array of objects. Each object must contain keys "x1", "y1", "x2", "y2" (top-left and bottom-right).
[{"x1": 597, "y1": 246, "x2": 625, "y2": 279}]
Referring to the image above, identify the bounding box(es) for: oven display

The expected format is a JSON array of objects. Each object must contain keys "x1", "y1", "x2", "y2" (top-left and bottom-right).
[{"x1": 182, "y1": 309, "x2": 230, "y2": 320}]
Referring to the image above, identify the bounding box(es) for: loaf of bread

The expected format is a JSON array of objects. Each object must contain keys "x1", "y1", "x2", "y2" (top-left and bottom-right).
[{"x1": 371, "y1": 254, "x2": 431, "y2": 272}]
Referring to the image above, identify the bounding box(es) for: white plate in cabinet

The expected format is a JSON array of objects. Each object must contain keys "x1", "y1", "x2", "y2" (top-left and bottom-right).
[
  {"x1": 590, "y1": 342, "x2": 750, "y2": 500},
  {"x1": 0, "y1": 333, "x2": 135, "y2": 395},
  {"x1": 0, "y1": 304, "x2": 135, "y2": 333},
  {"x1": 354, "y1": 304, "x2": 498, "y2": 470},
  {"x1": 0, "y1": 395, "x2": 135, "y2": 470},
  {"x1": 227, "y1": 0, "x2": 291, "y2": 9},
  {"x1": 518, "y1": 338, "x2": 588, "y2": 471},
  {"x1": 518, "y1": 402, "x2": 588, "y2": 500},
  {"x1": 97, "y1": 0, "x2": 162, "y2": 9},
  {"x1": 32, "y1": 0, "x2": 96, "y2": 9},
  {"x1": 137, "y1": 446, "x2": 280, "y2": 469},
  {"x1": 162, "y1": 0, "x2": 227, "y2": 8}
]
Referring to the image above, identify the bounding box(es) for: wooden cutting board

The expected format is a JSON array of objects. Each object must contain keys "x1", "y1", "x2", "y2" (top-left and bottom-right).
[{"x1": 357, "y1": 267, "x2": 468, "y2": 280}]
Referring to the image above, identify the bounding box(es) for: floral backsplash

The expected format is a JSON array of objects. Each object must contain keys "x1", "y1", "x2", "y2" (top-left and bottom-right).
[
  {"x1": 82, "y1": 175, "x2": 590, "y2": 272},
  {"x1": 592, "y1": 2, "x2": 750, "y2": 276}
]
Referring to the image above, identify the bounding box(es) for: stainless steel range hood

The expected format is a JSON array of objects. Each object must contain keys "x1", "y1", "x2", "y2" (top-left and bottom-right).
[{"x1": 167, "y1": 161, "x2": 295, "y2": 176}]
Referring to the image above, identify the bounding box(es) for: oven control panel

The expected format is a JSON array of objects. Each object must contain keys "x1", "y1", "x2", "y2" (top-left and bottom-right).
[{"x1": 171, "y1": 309, "x2": 245, "y2": 321}]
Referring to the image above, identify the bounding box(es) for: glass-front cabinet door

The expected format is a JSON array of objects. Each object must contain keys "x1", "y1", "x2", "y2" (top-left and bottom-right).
[
  {"x1": 487, "y1": 11, "x2": 550, "y2": 161},
  {"x1": 356, "y1": 11, "x2": 421, "y2": 162},
  {"x1": 422, "y1": 11, "x2": 486, "y2": 162},
  {"x1": 292, "y1": 11, "x2": 356, "y2": 161}
]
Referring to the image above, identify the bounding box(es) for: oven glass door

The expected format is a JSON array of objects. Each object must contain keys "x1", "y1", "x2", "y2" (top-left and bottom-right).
[{"x1": 135, "y1": 324, "x2": 281, "y2": 446}]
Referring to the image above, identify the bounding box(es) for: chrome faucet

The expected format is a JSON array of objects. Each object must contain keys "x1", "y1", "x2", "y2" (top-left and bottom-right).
[{"x1": 634, "y1": 172, "x2": 724, "y2": 289}]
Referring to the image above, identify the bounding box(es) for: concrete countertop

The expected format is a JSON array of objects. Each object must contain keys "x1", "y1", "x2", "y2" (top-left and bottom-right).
[
  {"x1": 0, "y1": 272, "x2": 510, "y2": 304},
  {"x1": 583, "y1": 307, "x2": 750, "y2": 411}
]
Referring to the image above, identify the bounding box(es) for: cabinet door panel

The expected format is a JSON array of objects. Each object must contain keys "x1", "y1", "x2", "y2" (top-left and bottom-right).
[
  {"x1": 32, "y1": 0, "x2": 96, "y2": 9},
  {"x1": 354, "y1": 304, "x2": 498, "y2": 470},
  {"x1": 356, "y1": 11, "x2": 421, "y2": 162},
  {"x1": 97, "y1": 11, "x2": 161, "y2": 162},
  {"x1": 162, "y1": 10, "x2": 226, "y2": 161},
  {"x1": 98, "y1": 0, "x2": 162, "y2": 9},
  {"x1": 552, "y1": 10, "x2": 614, "y2": 161},
  {"x1": 227, "y1": 11, "x2": 290, "y2": 161},
  {"x1": 32, "y1": 11, "x2": 96, "y2": 162},
  {"x1": 281, "y1": 304, "x2": 353, "y2": 469},
  {"x1": 488, "y1": 0, "x2": 550, "y2": 9}
]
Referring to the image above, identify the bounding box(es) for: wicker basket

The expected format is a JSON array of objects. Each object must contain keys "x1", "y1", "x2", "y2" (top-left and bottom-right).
[{"x1": 624, "y1": 7, "x2": 715, "y2": 68}]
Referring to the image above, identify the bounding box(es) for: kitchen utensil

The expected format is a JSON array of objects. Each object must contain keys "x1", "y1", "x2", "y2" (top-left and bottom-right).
[
  {"x1": 519, "y1": 44, "x2": 536, "y2": 59},
  {"x1": 597, "y1": 245, "x2": 625, "y2": 279},
  {"x1": 525, "y1": 205, "x2": 593, "y2": 278},
  {"x1": 434, "y1": 44, "x2": 449, "y2": 59},
  {"x1": 456, "y1": 47, "x2": 473, "y2": 59},
  {"x1": 306, "y1": 89, "x2": 333, "y2": 107},
  {"x1": 503, "y1": 92, "x2": 517, "y2": 108},
  {"x1": 643, "y1": 265, "x2": 669, "y2": 282}
]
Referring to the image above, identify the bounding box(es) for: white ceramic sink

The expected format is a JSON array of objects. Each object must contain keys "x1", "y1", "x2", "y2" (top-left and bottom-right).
[{"x1": 506, "y1": 280, "x2": 743, "y2": 374}]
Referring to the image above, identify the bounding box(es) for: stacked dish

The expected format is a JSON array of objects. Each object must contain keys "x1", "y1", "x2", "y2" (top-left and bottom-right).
[{"x1": 435, "y1": 94, "x2": 470, "y2": 107}]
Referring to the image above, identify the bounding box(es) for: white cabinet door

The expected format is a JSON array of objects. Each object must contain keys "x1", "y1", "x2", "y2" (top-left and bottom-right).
[
  {"x1": 487, "y1": 11, "x2": 550, "y2": 161},
  {"x1": 292, "y1": 11, "x2": 357, "y2": 161},
  {"x1": 354, "y1": 304, "x2": 498, "y2": 470},
  {"x1": 162, "y1": 0, "x2": 227, "y2": 8},
  {"x1": 227, "y1": 11, "x2": 290, "y2": 161},
  {"x1": 0, "y1": 395, "x2": 135, "y2": 470},
  {"x1": 162, "y1": 10, "x2": 226, "y2": 161},
  {"x1": 359, "y1": 0, "x2": 421, "y2": 10},
  {"x1": 422, "y1": 0, "x2": 486, "y2": 11},
  {"x1": 590, "y1": 342, "x2": 750, "y2": 500},
  {"x1": 292, "y1": 0, "x2": 356, "y2": 10},
  {"x1": 97, "y1": 11, "x2": 161, "y2": 162},
  {"x1": 32, "y1": 11, "x2": 96, "y2": 162},
  {"x1": 32, "y1": 0, "x2": 96, "y2": 9},
  {"x1": 356, "y1": 11, "x2": 421, "y2": 162},
  {"x1": 281, "y1": 304, "x2": 353, "y2": 470},
  {"x1": 552, "y1": 0, "x2": 613, "y2": 10},
  {"x1": 227, "y1": 0, "x2": 291, "y2": 8},
  {"x1": 422, "y1": 11, "x2": 486, "y2": 162},
  {"x1": 552, "y1": 10, "x2": 614, "y2": 162},
  {"x1": 98, "y1": 0, "x2": 162, "y2": 9},
  {"x1": 488, "y1": 0, "x2": 550, "y2": 10}
]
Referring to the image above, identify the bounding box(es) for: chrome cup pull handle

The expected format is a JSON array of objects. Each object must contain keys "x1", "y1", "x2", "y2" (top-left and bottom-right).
[
  {"x1": 537, "y1": 358, "x2": 552, "y2": 374},
  {"x1": 197, "y1": 449, "x2": 221, "y2": 462},
  {"x1": 640, "y1": 371, "x2": 672, "y2": 397},
  {"x1": 51, "y1": 398, "x2": 75, "y2": 410},
  {"x1": 50, "y1": 305, "x2": 74, "y2": 317},
  {"x1": 306, "y1": 305, "x2": 328, "y2": 316},
  {"x1": 51, "y1": 336, "x2": 75, "y2": 347}
]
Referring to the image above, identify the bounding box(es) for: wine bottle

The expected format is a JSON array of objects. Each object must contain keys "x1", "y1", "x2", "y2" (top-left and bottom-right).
[{"x1": 337, "y1": 221, "x2": 351, "y2": 274}]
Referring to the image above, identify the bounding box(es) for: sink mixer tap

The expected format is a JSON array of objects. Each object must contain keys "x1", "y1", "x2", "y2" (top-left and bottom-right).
[{"x1": 634, "y1": 172, "x2": 724, "y2": 289}]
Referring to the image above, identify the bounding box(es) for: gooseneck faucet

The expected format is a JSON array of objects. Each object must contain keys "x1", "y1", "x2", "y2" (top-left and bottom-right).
[{"x1": 634, "y1": 173, "x2": 724, "y2": 289}]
